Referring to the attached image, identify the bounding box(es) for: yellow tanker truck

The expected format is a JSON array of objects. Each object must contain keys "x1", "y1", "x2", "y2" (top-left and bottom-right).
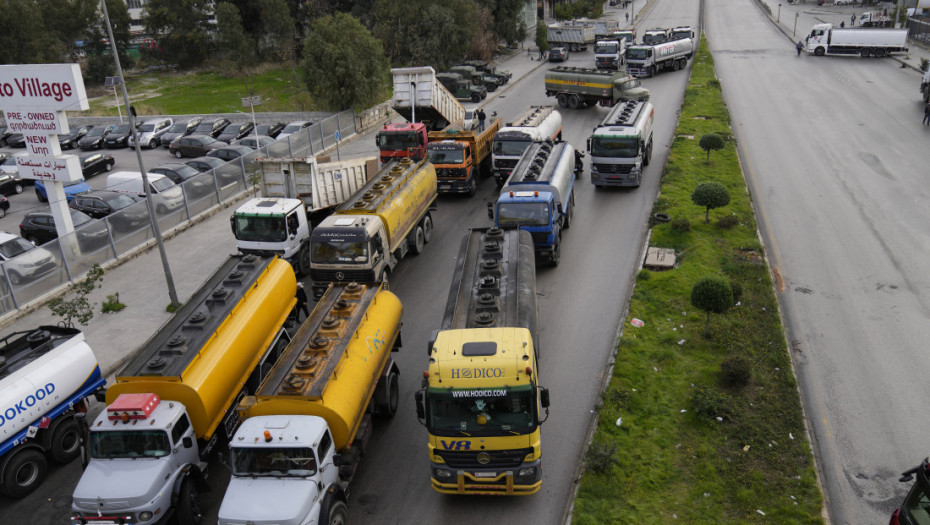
[
  {"x1": 71, "y1": 254, "x2": 296, "y2": 525},
  {"x1": 308, "y1": 156, "x2": 437, "y2": 298},
  {"x1": 415, "y1": 227, "x2": 550, "y2": 495},
  {"x1": 216, "y1": 281, "x2": 403, "y2": 525}
]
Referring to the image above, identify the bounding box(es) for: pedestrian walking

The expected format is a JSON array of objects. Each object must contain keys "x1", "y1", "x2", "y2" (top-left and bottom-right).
[
  {"x1": 626, "y1": 12, "x2": 630, "y2": 23},
  {"x1": 477, "y1": 109, "x2": 486, "y2": 132},
  {"x1": 528, "y1": 47, "x2": 532, "y2": 59},
  {"x1": 851, "y1": 14, "x2": 856, "y2": 26},
  {"x1": 796, "y1": 40, "x2": 804, "y2": 56},
  {"x1": 294, "y1": 282, "x2": 309, "y2": 321},
  {"x1": 538, "y1": 48, "x2": 546, "y2": 60},
  {"x1": 923, "y1": 102, "x2": 930, "y2": 126}
]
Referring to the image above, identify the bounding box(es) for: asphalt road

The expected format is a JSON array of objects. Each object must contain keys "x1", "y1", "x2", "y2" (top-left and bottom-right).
[{"x1": 706, "y1": 1, "x2": 930, "y2": 523}]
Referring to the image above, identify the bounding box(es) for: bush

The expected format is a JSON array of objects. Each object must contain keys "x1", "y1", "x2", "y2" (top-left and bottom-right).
[
  {"x1": 692, "y1": 182, "x2": 731, "y2": 223},
  {"x1": 637, "y1": 269, "x2": 651, "y2": 281},
  {"x1": 718, "y1": 214, "x2": 738, "y2": 229},
  {"x1": 584, "y1": 439, "x2": 618, "y2": 474},
  {"x1": 101, "y1": 293, "x2": 126, "y2": 313},
  {"x1": 670, "y1": 218, "x2": 691, "y2": 233},
  {"x1": 690, "y1": 386, "x2": 732, "y2": 422},
  {"x1": 699, "y1": 133, "x2": 724, "y2": 164},
  {"x1": 720, "y1": 355, "x2": 752, "y2": 388},
  {"x1": 691, "y1": 276, "x2": 733, "y2": 337}
]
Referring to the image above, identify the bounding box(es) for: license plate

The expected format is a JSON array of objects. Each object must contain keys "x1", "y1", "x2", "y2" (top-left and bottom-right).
[
  {"x1": 608, "y1": 176, "x2": 620, "y2": 180},
  {"x1": 474, "y1": 471, "x2": 497, "y2": 478}
]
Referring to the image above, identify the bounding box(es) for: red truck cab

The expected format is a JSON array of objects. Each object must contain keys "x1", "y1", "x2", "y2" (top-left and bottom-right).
[
  {"x1": 376, "y1": 122, "x2": 427, "y2": 164},
  {"x1": 891, "y1": 458, "x2": 930, "y2": 525}
]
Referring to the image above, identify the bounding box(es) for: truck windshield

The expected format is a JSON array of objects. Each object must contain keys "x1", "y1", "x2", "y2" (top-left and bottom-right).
[
  {"x1": 492, "y1": 139, "x2": 532, "y2": 156},
  {"x1": 626, "y1": 47, "x2": 650, "y2": 60},
  {"x1": 377, "y1": 132, "x2": 419, "y2": 151},
  {"x1": 233, "y1": 214, "x2": 287, "y2": 243},
  {"x1": 230, "y1": 447, "x2": 318, "y2": 477},
  {"x1": 311, "y1": 239, "x2": 369, "y2": 264},
  {"x1": 88, "y1": 430, "x2": 170, "y2": 459},
  {"x1": 591, "y1": 136, "x2": 639, "y2": 158},
  {"x1": 618, "y1": 79, "x2": 642, "y2": 91},
  {"x1": 427, "y1": 146, "x2": 465, "y2": 165},
  {"x1": 426, "y1": 387, "x2": 536, "y2": 436},
  {"x1": 497, "y1": 202, "x2": 550, "y2": 228},
  {"x1": 595, "y1": 43, "x2": 619, "y2": 53}
]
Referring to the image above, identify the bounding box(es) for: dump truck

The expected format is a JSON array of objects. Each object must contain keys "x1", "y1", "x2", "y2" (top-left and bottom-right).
[
  {"x1": 545, "y1": 67, "x2": 650, "y2": 109},
  {"x1": 588, "y1": 99, "x2": 655, "y2": 188},
  {"x1": 489, "y1": 141, "x2": 578, "y2": 266},
  {"x1": 415, "y1": 226, "x2": 549, "y2": 495},
  {"x1": 492, "y1": 105, "x2": 563, "y2": 186},
  {"x1": 70, "y1": 254, "x2": 296, "y2": 525},
  {"x1": 0, "y1": 326, "x2": 106, "y2": 498},
  {"x1": 594, "y1": 39, "x2": 627, "y2": 70},
  {"x1": 427, "y1": 117, "x2": 502, "y2": 196},
  {"x1": 376, "y1": 122, "x2": 429, "y2": 164},
  {"x1": 626, "y1": 38, "x2": 694, "y2": 77},
  {"x1": 611, "y1": 29, "x2": 636, "y2": 45},
  {"x1": 309, "y1": 157, "x2": 438, "y2": 298},
  {"x1": 231, "y1": 156, "x2": 376, "y2": 276},
  {"x1": 390, "y1": 67, "x2": 467, "y2": 131},
  {"x1": 217, "y1": 281, "x2": 403, "y2": 525},
  {"x1": 547, "y1": 23, "x2": 597, "y2": 51},
  {"x1": 578, "y1": 18, "x2": 620, "y2": 39},
  {"x1": 806, "y1": 23, "x2": 908, "y2": 57}
]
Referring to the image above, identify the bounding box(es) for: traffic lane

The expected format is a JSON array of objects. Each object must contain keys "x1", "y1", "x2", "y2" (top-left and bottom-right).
[{"x1": 705, "y1": 1, "x2": 930, "y2": 522}]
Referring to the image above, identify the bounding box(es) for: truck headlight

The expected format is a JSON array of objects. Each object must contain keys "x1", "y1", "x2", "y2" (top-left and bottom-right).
[
  {"x1": 434, "y1": 468, "x2": 453, "y2": 479},
  {"x1": 139, "y1": 511, "x2": 154, "y2": 521},
  {"x1": 518, "y1": 467, "x2": 537, "y2": 478}
]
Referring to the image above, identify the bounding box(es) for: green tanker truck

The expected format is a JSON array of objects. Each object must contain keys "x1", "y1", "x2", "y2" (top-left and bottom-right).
[{"x1": 544, "y1": 66, "x2": 650, "y2": 109}]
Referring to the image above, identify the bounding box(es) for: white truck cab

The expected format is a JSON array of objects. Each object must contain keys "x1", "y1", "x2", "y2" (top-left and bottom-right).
[{"x1": 231, "y1": 198, "x2": 312, "y2": 275}]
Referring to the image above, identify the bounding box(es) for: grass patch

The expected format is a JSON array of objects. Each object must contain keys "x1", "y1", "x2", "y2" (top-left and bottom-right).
[{"x1": 571, "y1": 37, "x2": 824, "y2": 524}]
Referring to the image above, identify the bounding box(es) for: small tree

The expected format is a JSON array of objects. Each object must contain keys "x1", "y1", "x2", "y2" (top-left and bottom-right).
[
  {"x1": 535, "y1": 20, "x2": 549, "y2": 52},
  {"x1": 699, "y1": 133, "x2": 724, "y2": 164},
  {"x1": 690, "y1": 276, "x2": 733, "y2": 337},
  {"x1": 691, "y1": 182, "x2": 730, "y2": 223},
  {"x1": 47, "y1": 265, "x2": 104, "y2": 327}
]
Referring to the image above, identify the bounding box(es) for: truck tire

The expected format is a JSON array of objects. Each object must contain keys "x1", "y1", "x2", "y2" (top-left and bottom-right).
[
  {"x1": 0, "y1": 448, "x2": 47, "y2": 498},
  {"x1": 860, "y1": 48, "x2": 872, "y2": 57},
  {"x1": 873, "y1": 48, "x2": 885, "y2": 58},
  {"x1": 563, "y1": 194, "x2": 574, "y2": 230},
  {"x1": 411, "y1": 225, "x2": 425, "y2": 255},
  {"x1": 296, "y1": 245, "x2": 312, "y2": 276},
  {"x1": 814, "y1": 47, "x2": 825, "y2": 56},
  {"x1": 422, "y1": 213, "x2": 433, "y2": 243},
  {"x1": 176, "y1": 478, "x2": 204, "y2": 525},
  {"x1": 471, "y1": 93, "x2": 481, "y2": 103},
  {"x1": 557, "y1": 94, "x2": 569, "y2": 108},
  {"x1": 550, "y1": 239, "x2": 561, "y2": 267},
  {"x1": 378, "y1": 371, "x2": 400, "y2": 417},
  {"x1": 326, "y1": 500, "x2": 348, "y2": 525},
  {"x1": 467, "y1": 177, "x2": 477, "y2": 197},
  {"x1": 568, "y1": 95, "x2": 581, "y2": 109},
  {"x1": 48, "y1": 416, "x2": 81, "y2": 463},
  {"x1": 672, "y1": 60, "x2": 680, "y2": 71}
]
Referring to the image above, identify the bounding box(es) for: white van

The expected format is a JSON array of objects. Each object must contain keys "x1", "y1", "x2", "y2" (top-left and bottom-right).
[{"x1": 106, "y1": 171, "x2": 185, "y2": 213}]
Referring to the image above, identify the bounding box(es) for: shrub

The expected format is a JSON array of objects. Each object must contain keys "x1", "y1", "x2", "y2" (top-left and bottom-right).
[
  {"x1": 718, "y1": 214, "x2": 739, "y2": 229},
  {"x1": 690, "y1": 386, "x2": 732, "y2": 422},
  {"x1": 692, "y1": 182, "x2": 731, "y2": 223},
  {"x1": 690, "y1": 276, "x2": 733, "y2": 337},
  {"x1": 720, "y1": 355, "x2": 752, "y2": 389},
  {"x1": 584, "y1": 439, "x2": 618, "y2": 474},
  {"x1": 637, "y1": 269, "x2": 651, "y2": 281},
  {"x1": 670, "y1": 218, "x2": 691, "y2": 233},
  {"x1": 101, "y1": 293, "x2": 126, "y2": 313}
]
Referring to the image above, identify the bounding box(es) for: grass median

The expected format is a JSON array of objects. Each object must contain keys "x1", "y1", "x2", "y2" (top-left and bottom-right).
[{"x1": 570, "y1": 37, "x2": 825, "y2": 524}]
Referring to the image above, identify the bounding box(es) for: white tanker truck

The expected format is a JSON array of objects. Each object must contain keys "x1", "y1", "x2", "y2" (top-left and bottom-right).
[
  {"x1": 626, "y1": 38, "x2": 694, "y2": 77},
  {"x1": 0, "y1": 326, "x2": 105, "y2": 498}
]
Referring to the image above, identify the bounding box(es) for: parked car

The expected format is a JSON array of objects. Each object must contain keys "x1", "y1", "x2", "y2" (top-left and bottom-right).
[
  {"x1": 104, "y1": 124, "x2": 133, "y2": 148},
  {"x1": 35, "y1": 178, "x2": 91, "y2": 203},
  {"x1": 184, "y1": 156, "x2": 226, "y2": 173},
  {"x1": 19, "y1": 209, "x2": 107, "y2": 250},
  {"x1": 549, "y1": 46, "x2": 568, "y2": 62},
  {"x1": 192, "y1": 117, "x2": 231, "y2": 138},
  {"x1": 236, "y1": 135, "x2": 277, "y2": 149},
  {"x1": 5, "y1": 133, "x2": 26, "y2": 148},
  {"x1": 159, "y1": 117, "x2": 202, "y2": 148},
  {"x1": 149, "y1": 163, "x2": 214, "y2": 199},
  {"x1": 255, "y1": 122, "x2": 285, "y2": 139},
  {"x1": 205, "y1": 145, "x2": 253, "y2": 162},
  {"x1": 78, "y1": 125, "x2": 114, "y2": 150},
  {"x1": 0, "y1": 231, "x2": 57, "y2": 284},
  {"x1": 130, "y1": 117, "x2": 173, "y2": 149},
  {"x1": 215, "y1": 122, "x2": 255, "y2": 144},
  {"x1": 0, "y1": 156, "x2": 25, "y2": 195},
  {"x1": 79, "y1": 152, "x2": 115, "y2": 178},
  {"x1": 169, "y1": 134, "x2": 225, "y2": 158},
  {"x1": 59, "y1": 125, "x2": 94, "y2": 150},
  {"x1": 277, "y1": 120, "x2": 312, "y2": 139},
  {"x1": 70, "y1": 190, "x2": 148, "y2": 232},
  {"x1": 0, "y1": 126, "x2": 12, "y2": 147}
]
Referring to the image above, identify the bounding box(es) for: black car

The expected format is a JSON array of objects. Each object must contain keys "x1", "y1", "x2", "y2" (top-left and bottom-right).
[
  {"x1": 215, "y1": 122, "x2": 256, "y2": 144},
  {"x1": 159, "y1": 117, "x2": 202, "y2": 148},
  {"x1": 206, "y1": 145, "x2": 253, "y2": 162},
  {"x1": 236, "y1": 135, "x2": 277, "y2": 149},
  {"x1": 78, "y1": 125, "x2": 114, "y2": 150},
  {"x1": 255, "y1": 122, "x2": 285, "y2": 139},
  {"x1": 149, "y1": 163, "x2": 202, "y2": 185},
  {"x1": 5, "y1": 133, "x2": 26, "y2": 148},
  {"x1": 59, "y1": 125, "x2": 94, "y2": 150},
  {"x1": 19, "y1": 209, "x2": 107, "y2": 250},
  {"x1": 70, "y1": 190, "x2": 149, "y2": 233},
  {"x1": 169, "y1": 135, "x2": 225, "y2": 158},
  {"x1": 184, "y1": 156, "x2": 226, "y2": 173},
  {"x1": 79, "y1": 152, "x2": 115, "y2": 178},
  {"x1": 192, "y1": 118, "x2": 231, "y2": 138},
  {"x1": 0, "y1": 126, "x2": 12, "y2": 147},
  {"x1": 104, "y1": 124, "x2": 133, "y2": 148},
  {"x1": 549, "y1": 46, "x2": 568, "y2": 62}
]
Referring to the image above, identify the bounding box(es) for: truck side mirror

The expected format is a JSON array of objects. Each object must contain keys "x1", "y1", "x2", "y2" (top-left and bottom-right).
[
  {"x1": 487, "y1": 202, "x2": 494, "y2": 220},
  {"x1": 586, "y1": 138, "x2": 591, "y2": 151},
  {"x1": 75, "y1": 412, "x2": 90, "y2": 469},
  {"x1": 415, "y1": 390, "x2": 426, "y2": 421},
  {"x1": 557, "y1": 203, "x2": 564, "y2": 215},
  {"x1": 540, "y1": 387, "x2": 550, "y2": 408},
  {"x1": 183, "y1": 436, "x2": 194, "y2": 449},
  {"x1": 427, "y1": 329, "x2": 438, "y2": 356}
]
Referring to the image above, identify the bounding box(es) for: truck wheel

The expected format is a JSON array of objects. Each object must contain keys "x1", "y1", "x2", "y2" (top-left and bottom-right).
[
  {"x1": 471, "y1": 93, "x2": 481, "y2": 103},
  {"x1": 411, "y1": 225, "x2": 425, "y2": 255},
  {"x1": 860, "y1": 48, "x2": 872, "y2": 57},
  {"x1": 672, "y1": 60, "x2": 680, "y2": 71},
  {"x1": 557, "y1": 94, "x2": 569, "y2": 108},
  {"x1": 422, "y1": 213, "x2": 433, "y2": 243},
  {"x1": 176, "y1": 478, "x2": 204, "y2": 525},
  {"x1": 550, "y1": 240, "x2": 561, "y2": 267},
  {"x1": 467, "y1": 177, "x2": 477, "y2": 197},
  {"x1": 378, "y1": 371, "x2": 400, "y2": 417},
  {"x1": 873, "y1": 48, "x2": 885, "y2": 58},
  {"x1": 297, "y1": 245, "x2": 312, "y2": 276},
  {"x1": 568, "y1": 95, "x2": 581, "y2": 109},
  {"x1": 814, "y1": 47, "x2": 825, "y2": 56},
  {"x1": 48, "y1": 417, "x2": 81, "y2": 463},
  {"x1": 564, "y1": 194, "x2": 574, "y2": 229},
  {"x1": 327, "y1": 500, "x2": 348, "y2": 525},
  {"x1": 0, "y1": 448, "x2": 47, "y2": 498}
]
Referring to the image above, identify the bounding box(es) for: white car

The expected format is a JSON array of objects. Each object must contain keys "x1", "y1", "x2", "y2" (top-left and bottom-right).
[
  {"x1": 130, "y1": 118, "x2": 173, "y2": 149},
  {"x1": 833, "y1": 0, "x2": 854, "y2": 5},
  {"x1": 277, "y1": 121, "x2": 312, "y2": 139},
  {"x1": 0, "y1": 231, "x2": 57, "y2": 284}
]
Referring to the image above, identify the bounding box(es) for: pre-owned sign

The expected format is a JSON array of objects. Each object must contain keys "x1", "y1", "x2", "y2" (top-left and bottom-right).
[
  {"x1": 0, "y1": 64, "x2": 89, "y2": 111},
  {"x1": 4, "y1": 109, "x2": 68, "y2": 135}
]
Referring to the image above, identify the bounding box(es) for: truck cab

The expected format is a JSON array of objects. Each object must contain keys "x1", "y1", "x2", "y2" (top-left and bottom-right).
[
  {"x1": 594, "y1": 39, "x2": 626, "y2": 70},
  {"x1": 376, "y1": 122, "x2": 428, "y2": 164},
  {"x1": 231, "y1": 198, "x2": 312, "y2": 275},
  {"x1": 642, "y1": 28, "x2": 670, "y2": 44},
  {"x1": 588, "y1": 100, "x2": 655, "y2": 188},
  {"x1": 310, "y1": 216, "x2": 389, "y2": 294},
  {"x1": 428, "y1": 140, "x2": 477, "y2": 195}
]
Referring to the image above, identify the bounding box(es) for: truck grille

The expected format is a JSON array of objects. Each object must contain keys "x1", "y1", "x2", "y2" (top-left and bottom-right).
[
  {"x1": 436, "y1": 167, "x2": 466, "y2": 179},
  {"x1": 494, "y1": 159, "x2": 518, "y2": 170},
  {"x1": 310, "y1": 269, "x2": 375, "y2": 284},
  {"x1": 436, "y1": 448, "x2": 533, "y2": 469},
  {"x1": 594, "y1": 162, "x2": 633, "y2": 175},
  {"x1": 530, "y1": 232, "x2": 549, "y2": 245}
]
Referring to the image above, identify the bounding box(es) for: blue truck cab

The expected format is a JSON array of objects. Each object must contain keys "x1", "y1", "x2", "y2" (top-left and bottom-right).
[{"x1": 487, "y1": 141, "x2": 578, "y2": 266}]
